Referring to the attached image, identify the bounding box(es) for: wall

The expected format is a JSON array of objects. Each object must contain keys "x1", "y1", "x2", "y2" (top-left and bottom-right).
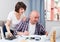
[
  {"x1": 30, "y1": 0, "x2": 45, "y2": 27},
  {"x1": 0, "y1": 0, "x2": 45, "y2": 27},
  {"x1": 46, "y1": 20, "x2": 60, "y2": 32},
  {"x1": 0, "y1": 0, "x2": 30, "y2": 21},
  {"x1": 46, "y1": 20, "x2": 60, "y2": 38}
]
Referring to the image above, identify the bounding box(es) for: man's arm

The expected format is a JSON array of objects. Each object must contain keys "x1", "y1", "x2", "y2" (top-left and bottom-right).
[
  {"x1": 39, "y1": 24, "x2": 48, "y2": 36},
  {"x1": 14, "y1": 20, "x2": 24, "y2": 35},
  {"x1": 14, "y1": 20, "x2": 29, "y2": 36}
]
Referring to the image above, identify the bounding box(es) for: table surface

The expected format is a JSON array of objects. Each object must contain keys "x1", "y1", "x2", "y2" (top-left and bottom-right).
[{"x1": 0, "y1": 35, "x2": 60, "y2": 42}]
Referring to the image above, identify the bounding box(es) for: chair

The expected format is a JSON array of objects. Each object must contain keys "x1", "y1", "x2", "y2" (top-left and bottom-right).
[
  {"x1": 0, "y1": 26, "x2": 4, "y2": 39},
  {"x1": 0, "y1": 20, "x2": 6, "y2": 39}
]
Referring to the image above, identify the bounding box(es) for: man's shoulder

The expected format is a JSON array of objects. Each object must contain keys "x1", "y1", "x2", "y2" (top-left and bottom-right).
[
  {"x1": 36, "y1": 22, "x2": 41, "y2": 26},
  {"x1": 36, "y1": 23, "x2": 44, "y2": 28}
]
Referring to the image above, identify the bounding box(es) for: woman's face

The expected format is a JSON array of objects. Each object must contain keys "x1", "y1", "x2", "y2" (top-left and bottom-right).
[{"x1": 19, "y1": 8, "x2": 25, "y2": 15}]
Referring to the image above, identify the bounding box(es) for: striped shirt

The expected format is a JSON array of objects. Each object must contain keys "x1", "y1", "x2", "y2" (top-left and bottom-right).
[{"x1": 14, "y1": 18, "x2": 46, "y2": 35}]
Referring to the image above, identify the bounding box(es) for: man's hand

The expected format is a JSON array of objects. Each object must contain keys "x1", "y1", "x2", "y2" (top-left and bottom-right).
[
  {"x1": 23, "y1": 31, "x2": 29, "y2": 36},
  {"x1": 17, "y1": 31, "x2": 29, "y2": 36},
  {"x1": 45, "y1": 32, "x2": 48, "y2": 36}
]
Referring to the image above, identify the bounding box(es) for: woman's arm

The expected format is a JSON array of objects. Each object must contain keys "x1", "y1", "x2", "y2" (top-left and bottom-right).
[
  {"x1": 5, "y1": 20, "x2": 13, "y2": 36},
  {"x1": 5, "y1": 20, "x2": 11, "y2": 33}
]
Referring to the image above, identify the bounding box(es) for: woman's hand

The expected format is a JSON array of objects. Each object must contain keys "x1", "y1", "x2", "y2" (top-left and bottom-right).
[
  {"x1": 22, "y1": 16, "x2": 26, "y2": 21},
  {"x1": 5, "y1": 20, "x2": 12, "y2": 37},
  {"x1": 8, "y1": 32, "x2": 13, "y2": 37},
  {"x1": 5, "y1": 32, "x2": 13, "y2": 38}
]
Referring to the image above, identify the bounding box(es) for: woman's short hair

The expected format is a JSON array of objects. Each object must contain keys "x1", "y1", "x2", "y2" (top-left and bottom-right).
[{"x1": 15, "y1": 2, "x2": 27, "y2": 13}]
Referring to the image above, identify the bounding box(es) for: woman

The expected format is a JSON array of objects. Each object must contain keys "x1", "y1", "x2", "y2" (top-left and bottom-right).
[{"x1": 3, "y1": 2, "x2": 27, "y2": 37}]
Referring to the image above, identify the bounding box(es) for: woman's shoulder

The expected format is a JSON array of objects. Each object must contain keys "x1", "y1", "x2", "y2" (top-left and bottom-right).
[
  {"x1": 8, "y1": 11, "x2": 15, "y2": 16},
  {"x1": 9, "y1": 11, "x2": 15, "y2": 14}
]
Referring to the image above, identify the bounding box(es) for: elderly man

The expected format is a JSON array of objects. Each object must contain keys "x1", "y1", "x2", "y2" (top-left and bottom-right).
[{"x1": 15, "y1": 10, "x2": 47, "y2": 36}]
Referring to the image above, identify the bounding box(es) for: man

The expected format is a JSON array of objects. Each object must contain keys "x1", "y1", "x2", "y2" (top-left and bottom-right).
[{"x1": 15, "y1": 10, "x2": 47, "y2": 36}]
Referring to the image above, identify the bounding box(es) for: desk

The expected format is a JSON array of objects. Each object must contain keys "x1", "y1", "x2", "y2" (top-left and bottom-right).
[
  {"x1": 0, "y1": 35, "x2": 60, "y2": 42},
  {"x1": 0, "y1": 35, "x2": 47, "y2": 42},
  {"x1": 0, "y1": 26, "x2": 4, "y2": 39}
]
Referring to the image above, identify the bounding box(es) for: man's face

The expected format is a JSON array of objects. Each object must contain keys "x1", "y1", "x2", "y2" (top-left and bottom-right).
[
  {"x1": 19, "y1": 8, "x2": 25, "y2": 15},
  {"x1": 30, "y1": 12, "x2": 39, "y2": 24}
]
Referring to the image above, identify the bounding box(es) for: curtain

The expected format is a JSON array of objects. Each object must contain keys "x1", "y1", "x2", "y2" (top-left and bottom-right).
[{"x1": 29, "y1": 0, "x2": 45, "y2": 27}]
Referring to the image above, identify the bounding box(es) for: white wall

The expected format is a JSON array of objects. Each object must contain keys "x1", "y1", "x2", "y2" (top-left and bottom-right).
[
  {"x1": 46, "y1": 20, "x2": 60, "y2": 38},
  {"x1": 0, "y1": 0, "x2": 30, "y2": 21},
  {"x1": 46, "y1": 21, "x2": 60, "y2": 32}
]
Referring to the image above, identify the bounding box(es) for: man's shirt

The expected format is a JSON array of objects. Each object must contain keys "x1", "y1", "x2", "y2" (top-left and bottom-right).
[{"x1": 14, "y1": 18, "x2": 46, "y2": 35}]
